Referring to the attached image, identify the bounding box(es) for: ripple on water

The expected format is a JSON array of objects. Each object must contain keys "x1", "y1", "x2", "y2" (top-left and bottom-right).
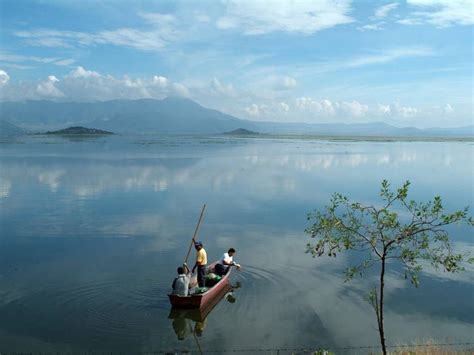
[{"x1": 2, "y1": 276, "x2": 171, "y2": 346}]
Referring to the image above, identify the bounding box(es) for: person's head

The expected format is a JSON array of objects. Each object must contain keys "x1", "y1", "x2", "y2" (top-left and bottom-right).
[
  {"x1": 177, "y1": 266, "x2": 184, "y2": 274},
  {"x1": 194, "y1": 241, "x2": 203, "y2": 250},
  {"x1": 228, "y1": 248, "x2": 236, "y2": 256}
]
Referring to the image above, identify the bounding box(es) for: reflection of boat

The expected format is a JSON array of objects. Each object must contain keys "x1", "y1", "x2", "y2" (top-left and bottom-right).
[
  {"x1": 168, "y1": 261, "x2": 232, "y2": 309},
  {"x1": 169, "y1": 279, "x2": 232, "y2": 341}
]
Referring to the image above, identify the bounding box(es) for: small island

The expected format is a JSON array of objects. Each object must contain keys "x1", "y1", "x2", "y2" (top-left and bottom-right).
[
  {"x1": 223, "y1": 128, "x2": 261, "y2": 136},
  {"x1": 45, "y1": 126, "x2": 114, "y2": 135}
]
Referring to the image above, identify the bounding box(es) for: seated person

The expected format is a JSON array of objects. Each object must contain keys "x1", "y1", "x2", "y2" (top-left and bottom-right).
[
  {"x1": 172, "y1": 264, "x2": 191, "y2": 296},
  {"x1": 215, "y1": 248, "x2": 241, "y2": 276}
]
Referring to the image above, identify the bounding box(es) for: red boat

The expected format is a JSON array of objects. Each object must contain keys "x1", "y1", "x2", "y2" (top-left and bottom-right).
[{"x1": 168, "y1": 261, "x2": 232, "y2": 309}]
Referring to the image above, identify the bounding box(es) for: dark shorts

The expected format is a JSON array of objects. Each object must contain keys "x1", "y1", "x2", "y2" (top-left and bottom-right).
[
  {"x1": 197, "y1": 265, "x2": 206, "y2": 287},
  {"x1": 215, "y1": 263, "x2": 228, "y2": 276}
]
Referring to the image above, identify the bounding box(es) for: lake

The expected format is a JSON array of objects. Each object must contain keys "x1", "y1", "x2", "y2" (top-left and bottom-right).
[{"x1": 0, "y1": 134, "x2": 473, "y2": 353}]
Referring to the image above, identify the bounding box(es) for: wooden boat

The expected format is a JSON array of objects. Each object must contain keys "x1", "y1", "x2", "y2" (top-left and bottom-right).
[{"x1": 168, "y1": 261, "x2": 232, "y2": 309}]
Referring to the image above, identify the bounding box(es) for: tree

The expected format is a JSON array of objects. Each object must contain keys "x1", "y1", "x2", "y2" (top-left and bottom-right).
[{"x1": 305, "y1": 180, "x2": 473, "y2": 355}]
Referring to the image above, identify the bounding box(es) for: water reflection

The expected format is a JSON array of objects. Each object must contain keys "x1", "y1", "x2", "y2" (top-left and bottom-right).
[
  {"x1": 0, "y1": 135, "x2": 472, "y2": 352},
  {"x1": 169, "y1": 282, "x2": 240, "y2": 341}
]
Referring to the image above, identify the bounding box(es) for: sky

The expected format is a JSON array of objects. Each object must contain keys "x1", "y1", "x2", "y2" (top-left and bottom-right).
[{"x1": 0, "y1": 0, "x2": 473, "y2": 128}]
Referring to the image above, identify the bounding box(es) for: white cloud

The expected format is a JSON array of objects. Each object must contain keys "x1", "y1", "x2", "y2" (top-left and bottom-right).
[
  {"x1": 0, "y1": 67, "x2": 190, "y2": 101},
  {"x1": 296, "y1": 98, "x2": 341, "y2": 116},
  {"x1": 217, "y1": 0, "x2": 353, "y2": 35},
  {"x1": 0, "y1": 70, "x2": 9, "y2": 85},
  {"x1": 357, "y1": 23, "x2": 384, "y2": 31},
  {"x1": 348, "y1": 47, "x2": 435, "y2": 67},
  {"x1": 245, "y1": 103, "x2": 261, "y2": 116},
  {"x1": 15, "y1": 12, "x2": 179, "y2": 51},
  {"x1": 401, "y1": 0, "x2": 474, "y2": 27},
  {"x1": 342, "y1": 100, "x2": 369, "y2": 117},
  {"x1": 279, "y1": 76, "x2": 297, "y2": 90},
  {"x1": 378, "y1": 104, "x2": 391, "y2": 114},
  {"x1": 260, "y1": 75, "x2": 298, "y2": 91},
  {"x1": 152, "y1": 75, "x2": 168, "y2": 88},
  {"x1": 443, "y1": 103, "x2": 454, "y2": 114},
  {"x1": 54, "y1": 58, "x2": 75, "y2": 66},
  {"x1": 171, "y1": 82, "x2": 190, "y2": 97},
  {"x1": 210, "y1": 78, "x2": 236, "y2": 97},
  {"x1": 279, "y1": 102, "x2": 290, "y2": 112},
  {"x1": 377, "y1": 102, "x2": 418, "y2": 117},
  {"x1": 67, "y1": 66, "x2": 100, "y2": 78},
  {"x1": 295, "y1": 97, "x2": 370, "y2": 118},
  {"x1": 36, "y1": 75, "x2": 64, "y2": 98},
  {"x1": 0, "y1": 52, "x2": 75, "y2": 68},
  {"x1": 374, "y1": 3, "x2": 399, "y2": 19}
]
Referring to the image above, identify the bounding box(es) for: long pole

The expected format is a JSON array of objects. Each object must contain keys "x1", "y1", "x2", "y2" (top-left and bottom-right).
[{"x1": 184, "y1": 204, "x2": 206, "y2": 266}]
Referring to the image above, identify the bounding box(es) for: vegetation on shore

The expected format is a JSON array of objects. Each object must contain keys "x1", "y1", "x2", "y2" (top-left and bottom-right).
[
  {"x1": 45, "y1": 126, "x2": 114, "y2": 135},
  {"x1": 223, "y1": 128, "x2": 261, "y2": 136}
]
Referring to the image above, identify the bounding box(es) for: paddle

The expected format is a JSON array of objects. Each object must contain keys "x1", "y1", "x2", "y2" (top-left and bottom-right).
[{"x1": 183, "y1": 204, "x2": 207, "y2": 272}]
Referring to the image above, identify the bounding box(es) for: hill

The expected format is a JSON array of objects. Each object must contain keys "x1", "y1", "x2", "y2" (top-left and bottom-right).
[
  {"x1": 223, "y1": 128, "x2": 261, "y2": 136},
  {"x1": 0, "y1": 120, "x2": 27, "y2": 136},
  {"x1": 1, "y1": 98, "x2": 472, "y2": 137},
  {"x1": 0, "y1": 97, "x2": 257, "y2": 134},
  {"x1": 45, "y1": 126, "x2": 113, "y2": 135}
]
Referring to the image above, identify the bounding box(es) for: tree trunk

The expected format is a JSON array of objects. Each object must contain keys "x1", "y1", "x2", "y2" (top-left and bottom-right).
[{"x1": 379, "y1": 255, "x2": 387, "y2": 355}]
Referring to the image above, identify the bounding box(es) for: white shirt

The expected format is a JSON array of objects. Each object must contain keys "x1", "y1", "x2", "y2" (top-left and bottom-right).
[
  {"x1": 219, "y1": 252, "x2": 233, "y2": 266},
  {"x1": 172, "y1": 273, "x2": 191, "y2": 296}
]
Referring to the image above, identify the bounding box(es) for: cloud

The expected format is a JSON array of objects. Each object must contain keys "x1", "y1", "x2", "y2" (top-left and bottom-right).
[
  {"x1": 0, "y1": 52, "x2": 75, "y2": 68},
  {"x1": 374, "y1": 3, "x2": 399, "y2": 19},
  {"x1": 14, "y1": 12, "x2": 179, "y2": 51},
  {"x1": 443, "y1": 103, "x2": 454, "y2": 114},
  {"x1": 67, "y1": 66, "x2": 100, "y2": 78},
  {"x1": 54, "y1": 58, "x2": 75, "y2": 66},
  {"x1": 171, "y1": 82, "x2": 190, "y2": 97},
  {"x1": 295, "y1": 97, "x2": 369, "y2": 118},
  {"x1": 400, "y1": 0, "x2": 474, "y2": 27},
  {"x1": 279, "y1": 102, "x2": 290, "y2": 112},
  {"x1": 347, "y1": 47, "x2": 435, "y2": 67},
  {"x1": 357, "y1": 23, "x2": 384, "y2": 31},
  {"x1": 217, "y1": 0, "x2": 354, "y2": 35},
  {"x1": 377, "y1": 102, "x2": 418, "y2": 117},
  {"x1": 0, "y1": 67, "x2": 189, "y2": 101},
  {"x1": 342, "y1": 100, "x2": 369, "y2": 117},
  {"x1": 0, "y1": 70, "x2": 10, "y2": 85},
  {"x1": 152, "y1": 75, "x2": 168, "y2": 88},
  {"x1": 210, "y1": 78, "x2": 236, "y2": 97},
  {"x1": 36, "y1": 75, "x2": 65, "y2": 98},
  {"x1": 245, "y1": 103, "x2": 261, "y2": 116},
  {"x1": 274, "y1": 76, "x2": 297, "y2": 90}
]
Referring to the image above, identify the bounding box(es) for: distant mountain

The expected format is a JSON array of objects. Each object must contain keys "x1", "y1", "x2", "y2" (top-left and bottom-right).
[
  {"x1": 254, "y1": 121, "x2": 474, "y2": 137},
  {"x1": 0, "y1": 98, "x2": 472, "y2": 137},
  {"x1": 45, "y1": 126, "x2": 113, "y2": 135},
  {"x1": 0, "y1": 120, "x2": 27, "y2": 136},
  {"x1": 223, "y1": 128, "x2": 261, "y2": 136},
  {"x1": 0, "y1": 97, "x2": 257, "y2": 134}
]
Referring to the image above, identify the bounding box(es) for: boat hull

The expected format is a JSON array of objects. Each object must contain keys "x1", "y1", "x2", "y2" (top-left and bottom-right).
[{"x1": 168, "y1": 261, "x2": 232, "y2": 309}]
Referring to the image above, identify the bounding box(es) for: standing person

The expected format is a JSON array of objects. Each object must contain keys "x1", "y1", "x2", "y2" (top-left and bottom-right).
[
  {"x1": 215, "y1": 248, "x2": 241, "y2": 276},
  {"x1": 192, "y1": 241, "x2": 207, "y2": 287}
]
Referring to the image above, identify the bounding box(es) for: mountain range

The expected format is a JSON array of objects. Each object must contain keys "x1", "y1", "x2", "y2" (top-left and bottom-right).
[{"x1": 0, "y1": 97, "x2": 472, "y2": 137}]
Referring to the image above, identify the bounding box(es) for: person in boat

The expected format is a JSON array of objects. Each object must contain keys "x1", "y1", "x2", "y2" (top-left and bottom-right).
[
  {"x1": 192, "y1": 241, "x2": 207, "y2": 287},
  {"x1": 215, "y1": 248, "x2": 241, "y2": 276},
  {"x1": 172, "y1": 264, "x2": 191, "y2": 296}
]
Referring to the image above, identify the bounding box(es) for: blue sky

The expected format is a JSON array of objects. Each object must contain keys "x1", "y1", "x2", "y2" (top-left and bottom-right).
[{"x1": 0, "y1": 0, "x2": 472, "y2": 127}]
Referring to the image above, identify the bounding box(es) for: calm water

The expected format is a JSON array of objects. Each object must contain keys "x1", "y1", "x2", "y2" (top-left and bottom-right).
[{"x1": 0, "y1": 134, "x2": 473, "y2": 353}]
